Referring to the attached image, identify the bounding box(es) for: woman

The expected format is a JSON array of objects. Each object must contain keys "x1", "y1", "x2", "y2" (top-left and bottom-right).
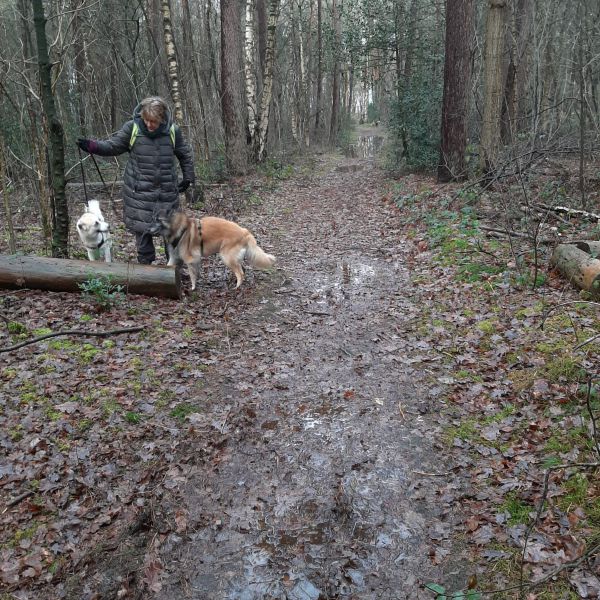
[{"x1": 77, "y1": 96, "x2": 195, "y2": 264}]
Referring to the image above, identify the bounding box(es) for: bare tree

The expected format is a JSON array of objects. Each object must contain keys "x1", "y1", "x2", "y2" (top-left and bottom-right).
[
  {"x1": 161, "y1": 0, "x2": 184, "y2": 122},
  {"x1": 245, "y1": 0, "x2": 259, "y2": 148},
  {"x1": 221, "y1": 0, "x2": 249, "y2": 174},
  {"x1": 329, "y1": 0, "x2": 342, "y2": 144},
  {"x1": 32, "y1": 0, "x2": 69, "y2": 258},
  {"x1": 255, "y1": 0, "x2": 281, "y2": 161}
]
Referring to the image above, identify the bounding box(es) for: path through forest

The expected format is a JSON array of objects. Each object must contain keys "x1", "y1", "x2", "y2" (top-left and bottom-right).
[{"x1": 155, "y1": 131, "x2": 469, "y2": 599}]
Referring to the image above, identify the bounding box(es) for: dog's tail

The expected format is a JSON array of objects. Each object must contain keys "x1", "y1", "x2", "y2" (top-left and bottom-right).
[
  {"x1": 87, "y1": 199, "x2": 101, "y2": 215},
  {"x1": 245, "y1": 234, "x2": 276, "y2": 269}
]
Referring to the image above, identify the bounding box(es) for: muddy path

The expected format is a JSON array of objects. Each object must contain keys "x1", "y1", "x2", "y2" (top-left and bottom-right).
[{"x1": 154, "y1": 143, "x2": 469, "y2": 599}]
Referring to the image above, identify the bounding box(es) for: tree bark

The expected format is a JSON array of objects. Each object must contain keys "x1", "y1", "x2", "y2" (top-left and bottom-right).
[
  {"x1": 245, "y1": 0, "x2": 258, "y2": 148},
  {"x1": 161, "y1": 0, "x2": 184, "y2": 123},
  {"x1": 221, "y1": 0, "x2": 249, "y2": 174},
  {"x1": 550, "y1": 244, "x2": 600, "y2": 296},
  {"x1": 314, "y1": 0, "x2": 323, "y2": 138},
  {"x1": 0, "y1": 255, "x2": 182, "y2": 299},
  {"x1": 255, "y1": 0, "x2": 281, "y2": 162},
  {"x1": 329, "y1": 0, "x2": 341, "y2": 145},
  {"x1": 181, "y1": 0, "x2": 211, "y2": 161},
  {"x1": 480, "y1": 0, "x2": 507, "y2": 175},
  {"x1": 438, "y1": 0, "x2": 474, "y2": 183},
  {"x1": 0, "y1": 143, "x2": 17, "y2": 253},
  {"x1": 32, "y1": 0, "x2": 69, "y2": 258}
]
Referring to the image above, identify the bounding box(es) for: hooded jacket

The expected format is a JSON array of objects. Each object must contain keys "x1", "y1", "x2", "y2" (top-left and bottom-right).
[{"x1": 90, "y1": 103, "x2": 195, "y2": 233}]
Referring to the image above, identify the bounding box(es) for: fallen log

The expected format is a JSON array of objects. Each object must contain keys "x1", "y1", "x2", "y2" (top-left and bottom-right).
[
  {"x1": 0, "y1": 255, "x2": 181, "y2": 299},
  {"x1": 550, "y1": 243, "x2": 600, "y2": 295},
  {"x1": 574, "y1": 241, "x2": 600, "y2": 258}
]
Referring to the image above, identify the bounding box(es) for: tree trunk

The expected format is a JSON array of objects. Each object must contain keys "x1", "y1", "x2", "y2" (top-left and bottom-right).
[
  {"x1": 32, "y1": 0, "x2": 69, "y2": 258},
  {"x1": 0, "y1": 144, "x2": 17, "y2": 253},
  {"x1": 255, "y1": 0, "x2": 281, "y2": 162},
  {"x1": 221, "y1": 0, "x2": 248, "y2": 174},
  {"x1": 0, "y1": 255, "x2": 182, "y2": 299},
  {"x1": 575, "y1": 241, "x2": 600, "y2": 257},
  {"x1": 438, "y1": 0, "x2": 474, "y2": 183},
  {"x1": 161, "y1": 0, "x2": 184, "y2": 123},
  {"x1": 314, "y1": 0, "x2": 323, "y2": 139},
  {"x1": 480, "y1": 0, "x2": 507, "y2": 175},
  {"x1": 181, "y1": 0, "x2": 211, "y2": 162},
  {"x1": 329, "y1": 0, "x2": 341, "y2": 145},
  {"x1": 245, "y1": 0, "x2": 258, "y2": 148}
]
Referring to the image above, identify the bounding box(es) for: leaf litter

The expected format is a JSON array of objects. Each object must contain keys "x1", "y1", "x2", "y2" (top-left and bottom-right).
[{"x1": 1, "y1": 137, "x2": 599, "y2": 599}]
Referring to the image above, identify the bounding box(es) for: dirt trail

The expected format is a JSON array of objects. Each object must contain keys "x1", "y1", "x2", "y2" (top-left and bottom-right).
[{"x1": 157, "y1": 138, "x2": 469, "y2": 599}]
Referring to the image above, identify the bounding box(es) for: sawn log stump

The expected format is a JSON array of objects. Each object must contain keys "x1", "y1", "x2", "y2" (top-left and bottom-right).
[
  {"x1": 0, "y1": 255, "x2": 181, "y2": 299},
  {"x1": 550, "y1": 243, "x2": 600, "y2": 296}
]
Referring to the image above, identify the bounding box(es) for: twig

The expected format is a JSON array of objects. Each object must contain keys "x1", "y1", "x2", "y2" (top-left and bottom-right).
[
  {"x1": 304, "y1": 309, "x2": 333, "y2": 316},
  {"x1": 585, "y1": 377, "x2": 600, "y2": 459},
  {"x1": 574, "y1": 332, "x2": 600, "y2": 350},
  {"x1": 2, "y1": 490, "x2": 34, "y2": 513},
  {"x1": 518, "y1": 461, "x2": 600, "y2": 599},
  {"x1": 0, "y1": 326, "x2": 144, "y2": 353},
  {"x1": 480, "y1": 226, "x2": 528, "y2": 238}
]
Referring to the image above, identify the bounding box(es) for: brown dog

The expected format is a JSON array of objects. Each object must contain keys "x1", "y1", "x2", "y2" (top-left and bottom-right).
[{"x1": 149, "y1": 211, "x2": 276, "y2": 290}]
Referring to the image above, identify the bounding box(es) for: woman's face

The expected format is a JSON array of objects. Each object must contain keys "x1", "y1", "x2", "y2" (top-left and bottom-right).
[{"x1": 143, "y1": 116, "x2": 161, "y2": 132}]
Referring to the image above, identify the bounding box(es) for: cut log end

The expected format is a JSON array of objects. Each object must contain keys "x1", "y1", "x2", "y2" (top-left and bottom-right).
[{"x1": 551, "y1": 243, "x2": 600, "y2": 296}]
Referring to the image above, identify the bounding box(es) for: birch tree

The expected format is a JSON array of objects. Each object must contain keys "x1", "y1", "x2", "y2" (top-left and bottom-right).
[
  {"x1": 245, "y1": 0, "x2": 258, "y2": 149},
  {"x1": 255, "y1": 0, "x2": 281, "y2": 161},
  {"x1": 161, "y1": 0, "x2": 184, "y2": 123}
]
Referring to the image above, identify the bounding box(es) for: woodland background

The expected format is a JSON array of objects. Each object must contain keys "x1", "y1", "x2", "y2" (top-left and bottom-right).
[
  {"x1": 1, "y1": 0, "x2": 599, "y2": 257},
  {"x1": 1, "y1": 1, "x2": 600, "y2": 598}
]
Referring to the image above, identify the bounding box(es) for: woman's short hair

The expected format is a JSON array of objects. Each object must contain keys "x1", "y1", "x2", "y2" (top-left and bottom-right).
[{"x1": 139, "y1": 96, "x2": 167, "y2": 122}]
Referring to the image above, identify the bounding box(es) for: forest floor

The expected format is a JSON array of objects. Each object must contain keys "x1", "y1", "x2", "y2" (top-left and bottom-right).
[{"x1": 1, "y1": 124, "x2": 599, "y2": 600}]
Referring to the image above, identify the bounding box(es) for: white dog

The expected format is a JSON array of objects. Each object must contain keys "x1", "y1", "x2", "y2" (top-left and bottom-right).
[{"x1": 76, "y1": 199, "x2": 112, "y2": 262}]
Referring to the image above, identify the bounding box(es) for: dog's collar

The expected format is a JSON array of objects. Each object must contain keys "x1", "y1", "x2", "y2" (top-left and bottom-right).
[{"x1": 85, "y1": 232, "x2": 107, "y2": 250}]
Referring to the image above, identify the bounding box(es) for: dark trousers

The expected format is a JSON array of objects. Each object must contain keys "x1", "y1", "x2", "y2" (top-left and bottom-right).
[{"x1": 135, "y1": 232, "x2": 156, "y2": 264}]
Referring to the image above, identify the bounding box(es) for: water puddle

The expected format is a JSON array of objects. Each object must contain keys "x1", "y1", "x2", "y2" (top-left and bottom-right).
[
  {"x1": 345, "y1": 135, "x2": 384, "y2": 158},
  {"x1": 357, "y1": 135, "x2": 384, "y2": 157}
]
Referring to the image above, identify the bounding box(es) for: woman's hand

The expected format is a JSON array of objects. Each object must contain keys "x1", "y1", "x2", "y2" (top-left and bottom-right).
[{"x1": 77, "y1": 138, "x2": 98, "y2": 153}]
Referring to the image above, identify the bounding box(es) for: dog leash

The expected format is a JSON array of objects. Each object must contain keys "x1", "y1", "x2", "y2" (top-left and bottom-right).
[
  {"x1": 77, "y1": 143, "x2": 118, "y2": 216},
  {"x1": 77, "y1": 146, "x2": 90, "y2": 209}
]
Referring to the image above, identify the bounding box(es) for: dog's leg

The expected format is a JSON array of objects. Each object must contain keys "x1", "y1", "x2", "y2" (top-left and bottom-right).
[
  {"x1": 104, "y1": 245, "x2": 112, "y2": 263},
  {"x1": 86, "y1": 248, "x2": 96, "y2": 261},
  {"x1": 188, "y1": 262, "x2": 200, "y2": 290},
  {"x1": 166, "y1": 245, "x2": 177, "y2": 267},
  {"x1": 220, "y1": 252, "x2": 245, "y2": 289}
]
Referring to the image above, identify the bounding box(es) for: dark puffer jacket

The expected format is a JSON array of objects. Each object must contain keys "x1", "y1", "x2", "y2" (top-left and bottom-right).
[{"x1": 90, "y1": 103, "x2": 195, "y2": 233}]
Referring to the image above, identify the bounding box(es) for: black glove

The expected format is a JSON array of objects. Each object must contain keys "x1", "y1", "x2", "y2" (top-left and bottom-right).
[
  {"x1": 77, "y1": 138, "x2": 98, "y2": 153},
  {"x1": 177, "y1": 179, "x2": 191, "y2": 193}
]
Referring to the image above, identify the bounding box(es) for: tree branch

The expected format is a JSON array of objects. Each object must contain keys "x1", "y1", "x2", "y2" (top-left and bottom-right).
[{"x1": 0, "y1": 326, "x2": 144, "y2": 353}]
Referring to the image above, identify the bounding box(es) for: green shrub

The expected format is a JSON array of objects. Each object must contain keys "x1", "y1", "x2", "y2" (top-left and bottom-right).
[{"x1": 78, "y1": 275, "x2": 125, "y2": 311}]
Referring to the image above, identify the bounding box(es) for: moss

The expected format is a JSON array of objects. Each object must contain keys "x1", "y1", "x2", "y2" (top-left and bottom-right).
[
  {"x1": 476, "y1": 320, "x2": 497, "y2": 335},
  {"x1": 544, "y1": 356, "x2": 585, "y2": 383},
  {"x1": 508, "y1": 369, "x2": 538, "y2": 392},
  {"x1": 500, "y1": 492, "x2": 533, "y2": 526},
  {"x1": 170, "y1": 403, "x2": 198, "y2": 420}
]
